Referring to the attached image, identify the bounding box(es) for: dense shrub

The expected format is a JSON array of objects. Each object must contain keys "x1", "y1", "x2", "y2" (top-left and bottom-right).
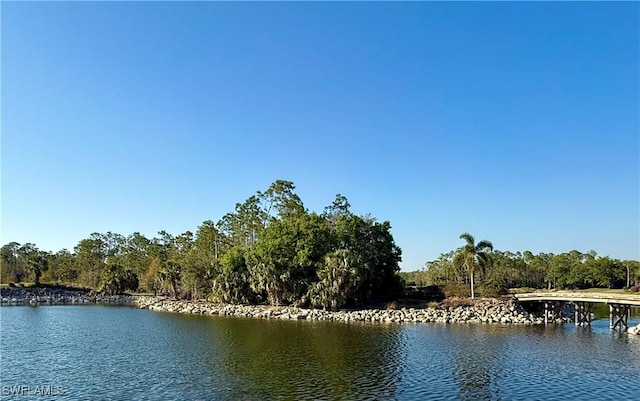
[
  {"x1": 403, "y1": 285, "x2": 445, "y2": 301},
  {"x1": 442, "y1": 283, "x2": 471, "y2": 298},
  {"x1": 478, "y1": 284, "x2": 507, "y2": 298},
  {"x1": 440, "y1": 297, "x2": 475, "y2": 308},
  {"x1": 99, "y1": 264, "x2": 139, "y2": 295}
]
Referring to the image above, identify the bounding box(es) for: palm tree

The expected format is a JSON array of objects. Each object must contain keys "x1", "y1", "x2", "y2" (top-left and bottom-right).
[
  {"x1": 455, "y1": 233, "x2": 493, "y2": 299},
  {"x1": 309, "y1": 249, "x2": 360, "y2": 311}
]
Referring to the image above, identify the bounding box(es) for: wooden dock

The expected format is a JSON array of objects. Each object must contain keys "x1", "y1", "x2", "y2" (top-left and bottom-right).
[{"x1": 515, "y1": 291, "x2": 640, "y2": 330}]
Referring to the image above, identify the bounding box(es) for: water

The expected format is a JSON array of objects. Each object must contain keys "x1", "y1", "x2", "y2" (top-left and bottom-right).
[{"x1": 1, "y1": 306, "x2": 639, "y2": 400}]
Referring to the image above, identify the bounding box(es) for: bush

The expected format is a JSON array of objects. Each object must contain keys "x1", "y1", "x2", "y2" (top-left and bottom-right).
[
  {"x1": 441, "y1": 297, "x2": 475, "y2": 308},
  {"x1": 403, "y1": 285, "x2": 445, "y2": 301},
  {"x1": 99, "y1": 264, "x2": 139, "y2": 295},
  {"x1": 385, "y1": 301, "x2": 399, "y2": 310},
  {"x1": 442, "y1": 283, "x2": 471, "y2": 298},
  {"x1": 506, "y1": 287, "x2": 537, "y2": 294},
  {"x1": 479, "y1": 285, "x2": 507, "y2": 298}
]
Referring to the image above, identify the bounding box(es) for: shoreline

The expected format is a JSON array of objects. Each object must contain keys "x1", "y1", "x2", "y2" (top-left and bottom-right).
[
  {"x1": 134, "y1": 296, "x2": 555, "y2": 325},
  {"x1": 4, "y1": 287, "x2": 638, "y2": 333},
  {"x1": 4, "y1": 287, "x2": 549, "y2": 325},
  {"x1": 0, "y1": 286, "x2": 132, "y2": 306}
]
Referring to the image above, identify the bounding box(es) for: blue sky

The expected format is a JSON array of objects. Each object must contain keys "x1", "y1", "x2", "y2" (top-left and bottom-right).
[{"x1": 2, "y1": 2, "x2": 638, "y2": 270}]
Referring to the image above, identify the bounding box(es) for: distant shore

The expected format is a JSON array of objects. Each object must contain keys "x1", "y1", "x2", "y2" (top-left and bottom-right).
[
  {"x1": 0, "y1": 286, "x2": 133, "y2": 306},
  {"x1": 4, "y1": 287, "x2": 638, "y2": 334},
  {"x1": 3, "y1": 287, "x2": 550, "y2": 325}
]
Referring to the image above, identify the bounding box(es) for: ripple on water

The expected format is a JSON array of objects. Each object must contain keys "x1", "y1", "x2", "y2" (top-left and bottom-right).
[{"x1": 1, "y1": 307, "x2": 639, "y2": 400}]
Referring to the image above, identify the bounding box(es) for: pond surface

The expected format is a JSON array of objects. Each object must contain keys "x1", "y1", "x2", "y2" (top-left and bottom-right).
[{"x1": 1, "y1": 305, "x2": 639, "y2": 400}]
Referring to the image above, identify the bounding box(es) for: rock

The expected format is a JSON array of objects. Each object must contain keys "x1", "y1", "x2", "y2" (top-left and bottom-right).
[
  {"x1": 3, "y1": 291, "x2": 551, "y2": 328},
  {"x1": 0, "y1": 287, "x2": 134, "y2": 306}
]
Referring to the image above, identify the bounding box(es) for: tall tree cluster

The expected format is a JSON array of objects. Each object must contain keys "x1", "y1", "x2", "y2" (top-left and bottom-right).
[
  {"x1": 0, "y1": 242, "x2": 49, "y2": 286},
  {"x1": 406, "y1": 235, "x2": 640, "y2": 294},
  {"x1": 0, "y1": 180, "x2": 403, "y2": 309}
]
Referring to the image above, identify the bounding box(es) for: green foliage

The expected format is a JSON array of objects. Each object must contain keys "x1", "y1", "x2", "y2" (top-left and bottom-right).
[
  {"x1": 161, "y1": 261, "x2": 181, "y2": 298},
  {"x1": 211, "y1": 247, "x2": 253, "y2": 304},
  {"x1": 121, "y1": 232, "x2": 152, "y2": 278},
  {"x1": 454, "y1": 233, "x2": 493, "y2": 299},
  {"x1": 9, "y1": 180, "x2": 636, "y2": 305},
  {"x1": 477, "y1": 284, "x2": 506, "y2": 298},
  {"x1": 49, "y1": 249, "x2": 77, "y2": 284},
  {"x1": 74, "y1": 234, "x2": 108, "y2": 288},
  {"x1": 1, "y1": 181, "x2": 403, "y2": 309},
  {"x1": 1, "y1": 242, "x2": 25, "y2": 283},
  {"x1": 309, "y1": 249, "x2": 361, "y2": 311},
  {"x1": 623, "y1": 260, "x2": 640, "y2": 286},
  {"x1": 98, "y1": 264, "x2": 139, "y2": 295},
  {"x1": 247, "y1": 213, "x2": 332, "y2": 305},
  {"x1": 415, "y1": 243, "x2": 638, "y2": 293},
  {"x1": 442, "y1": 283, "x2": 471, "y2": 298},
  {"x1": 142, "y1": 257, "x2": 162, "y2": 294},
  {"x1": 0, "y1": 243, "x2": 50, "y2": 286}
]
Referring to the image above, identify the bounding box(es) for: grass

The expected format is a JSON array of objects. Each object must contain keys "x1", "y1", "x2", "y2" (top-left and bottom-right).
[
  {"x1": 0, "y1": 282, "x2": 91, "y2": 291},
  {"x1": 579, "y1": 288, "x2": 639, "y2": 295},
  {"x1": 506, "y1": 287, "x2": 537, "y2": 294},
  {"x1": 515, "y1": 287, "x2": 640, "y2": 296}
]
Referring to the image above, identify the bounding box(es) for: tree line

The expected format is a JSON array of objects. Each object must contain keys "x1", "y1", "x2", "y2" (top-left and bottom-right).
[
  {"x1": 0, "y1": 180, "x2": 402, "y2": 310},
  {"x1": 3, "y1": 182, "x2": 638, "y2": 304},
  {"x1": 403, "y1": 233, "x2": 640, "y2": 297}
]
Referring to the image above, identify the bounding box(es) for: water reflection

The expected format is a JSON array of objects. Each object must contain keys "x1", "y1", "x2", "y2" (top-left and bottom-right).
[
  {"x1": 1, "y1": 307, "x2": 639, "y2": 401},
  {"x1": 448, "y1": 325, "x2": 506, "y2": 401},
  {"x1": 199, "y1": 318, "x2": 405, "y2": 400}
]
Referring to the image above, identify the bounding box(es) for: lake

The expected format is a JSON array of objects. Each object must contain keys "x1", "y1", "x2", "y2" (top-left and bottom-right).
[{"x1": 1, "y1": 305, "x2": 639, "y2": 400}]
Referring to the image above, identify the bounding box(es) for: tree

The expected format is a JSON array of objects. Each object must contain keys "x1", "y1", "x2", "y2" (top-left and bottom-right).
[
  {"x1": 212, "y1": 247, "x2": 254, "y2": 304},
  {"x1": 74, "y1": 235, "x2": 108, "y2": 288},
  {"x1": 322, "y1": 194, "x2": 351, "y2": 222},
  {"x1": 330, "y1": 212, "x2": 402, "y2": 303},
  {"x1": 171, "y1": 231, "x2": 195, "y2": 297},
  {"x1": 589, "y1": 257, "x2": 624, "y2": 289},
  {"x1": 99, "y1": 264, "x2": 139, "y2": 295},
  {"x1": 455, "y1": 233, "x2": 493, "y2": 299},
  {"x1": 142, "y1": 257, "x2": 162, "y2": 295},
  {"x1": 161, "y1": 261, "x2": 181, "y2": 298},
  {"x1": 523, "y1": 251, "x2": 551, "y2": 290},
  {"x1": 49, "y1": 249, "x2": 77, "y2": 283},
  {"x1": 122, "y1": 232, "x2": 151, "y2": 278},
  {"x1": 193, "y1": 221, "x2": 220, "y2": 260},
  {"x1": 217, "y1": 197, "x2": 265, "y2": 251},
  {"x1": 1, "y1": 242, "x2": 23, "y2": 283},
  {"x1": 184, "y1": 222, "x2": 220, "y2": 299},
  {"x1": 309, "y1": 249, "x2": 360, "y2": 311},
  {"x1": 0, "y1": 180, "x2": 410, "y2": 304},
  {"x1": 362, "y1": 220, "x2": 403, "y2": 299},
  {"x1": 101, "y1": 232, "x2": 126, "y2": 264},
  {"x1": 18, "y1": 243, "x2": 49, "y2": 286},
  {"x1": 247, "y1": 213, "x2": 331, "y2": 305},
  {"x1": 622, "y1": 260, "x2": 640, "y2": 287},
  {"x1": 259, "y1": 179, "x2": 305, "y2": 223}
]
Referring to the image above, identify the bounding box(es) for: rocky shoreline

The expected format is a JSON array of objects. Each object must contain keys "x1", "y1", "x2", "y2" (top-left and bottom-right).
[
  {"x1": 0, "y1": 286, "x2": 133, "y2": 306},
  {"x1": 135, "y1": 296, "x2": 562, "y2": 325},
  {"x1": 5, "y1": 288, "x2": 637, "y2": 334}
]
